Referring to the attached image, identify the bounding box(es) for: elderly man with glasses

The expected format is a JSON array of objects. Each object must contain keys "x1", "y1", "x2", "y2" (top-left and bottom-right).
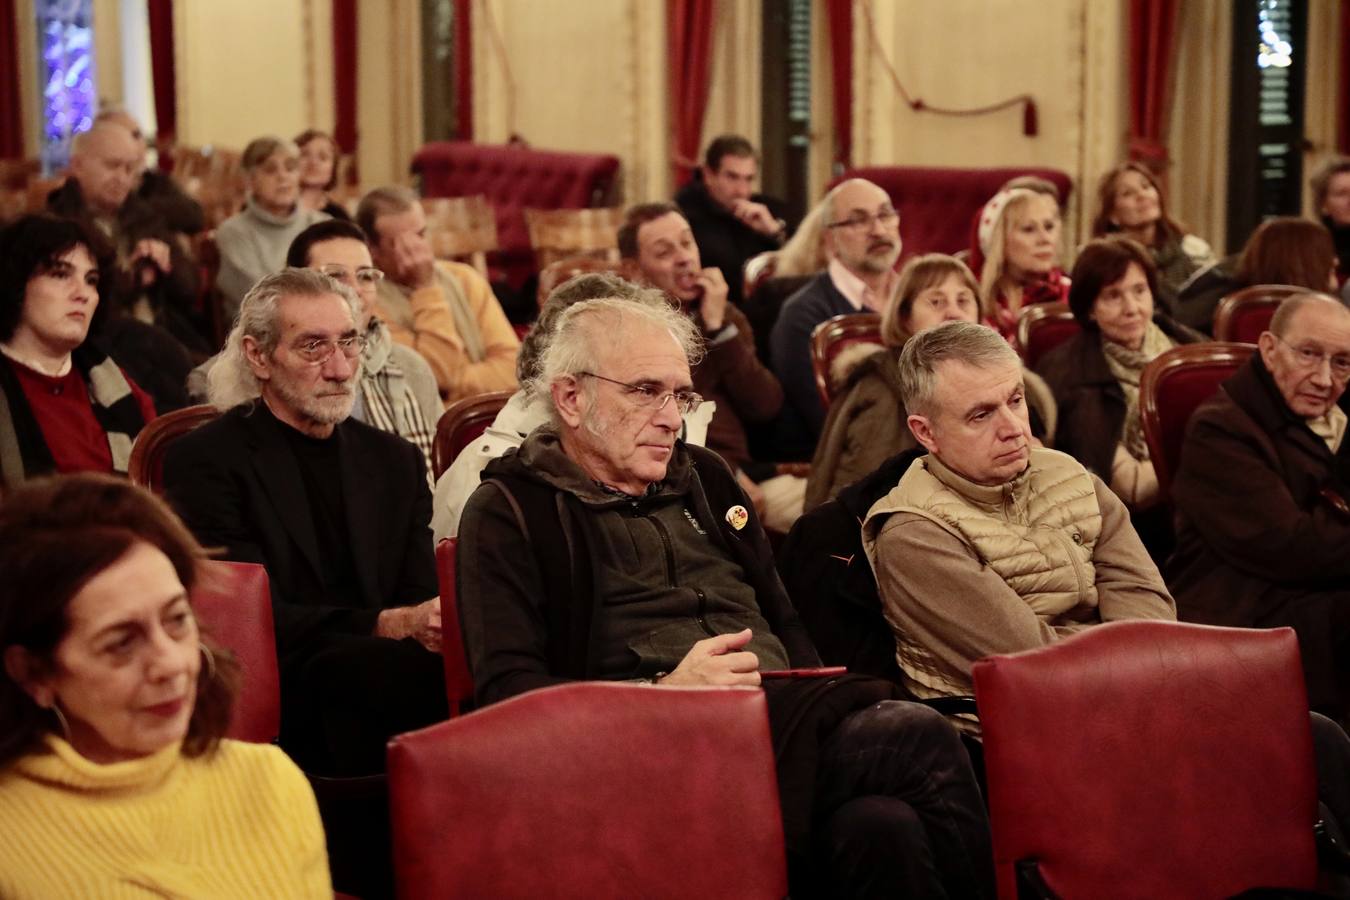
[
  {"x1": 1170, "y1": 291, "x2": 1350, "y2": 725},
  {"x1": 770, "y1": 178, "x2": 903, "y2": 458},
  {"x1": 457, "y1": 291, "x2": 996, "y2": 899},
  {"x1": 164, "y1": 268, "x2": 447, "y2": 776}
]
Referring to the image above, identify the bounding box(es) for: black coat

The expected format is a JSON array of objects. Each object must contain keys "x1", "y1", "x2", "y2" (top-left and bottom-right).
[
  {"x1": 163, "y1": 403, "x2": 437, "y2": 672},
  {"x1": 675, "y1": 174, "x2": 786, "y2": 307}
]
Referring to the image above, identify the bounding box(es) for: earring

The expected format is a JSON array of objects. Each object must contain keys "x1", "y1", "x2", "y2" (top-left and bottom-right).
[
  {"x1": 49, "y1": 704, "x2": 71, "y2": 742},
  {"x1": 200, "y1": 643, "x2": 217, "y2": 683}
]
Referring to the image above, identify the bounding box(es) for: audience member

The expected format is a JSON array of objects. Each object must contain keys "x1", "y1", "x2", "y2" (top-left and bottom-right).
[
  {"x1": 0, "y1": 473, "x2": 330, "y2": 898},
  {"x1": 770, "y1": 178, "x2": 901, "y2": 457},
  {"x1": 430, "y1": 271, "x2": 710, "y2": 541},
  {"x1": 0, "y1": 216, "x2": 156, "y2": 488},
  {"x1": 357, "y1": 186, "x2": 518, "y2": 403},
  {"x1": 457, "y1": 295, "x2": 994, "y2": 897},
  {"x1": 93, "y1": 108, "x2": 205, "y2": 238},
  {"x1": 974, "y1": 187, "x2": 1070, "y2": 343},
  {"x1": 1036, "y1": 237, "x2": 1203, "y2": 555},
  {"x1": 163, "y1": 269, "x2": 446, "y2": 775},
  {"x1": 1090, "y1": 162, "x2": 1216, "y2": 315},
  {"x1": 862, "y1": 322, "x2": 1176, "y2": 731},
  {"x1": 1178, "y1": 217, "x2": 1340, "y2": 331},
  {"x1": 295, "y1": 129, "x2": 351, "y2": 221},
  {"x1": 620, "y1": 202, "x2": 803, "y2": 529},
  {"x1": 773, "y1": 199, "x2": 829, "y2": 278},
  {"x1": 48, "y1": 121, "x2": 205, "y2": 350},
  {"x1": 1169, "y1": 293, "x2": 1350, "y2": 724},
  {"x1": 807, "y1": 254, "x2": 1056, "y2": 511},
  {"x1": 215, "y1": 137, "x2": 329, "y2": 322},
  {"x1": 674, "y1": 134, "x2": 788, "y2": 307},
  {"x1": 1311, "y1": 156, "x2": 1350, "y2": 287}
]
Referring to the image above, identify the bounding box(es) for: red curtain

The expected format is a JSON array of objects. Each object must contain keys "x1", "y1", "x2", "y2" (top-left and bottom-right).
[
  {"x1": 332, "y1": 0, "x2": 358, "y2": 156},
  {"x1": 454, "y1": 0, "x2": 473, "y2": 140},
  {"x1": 825, "y1": 0, "x2": 852, "y2": 172},
  {"x1": 0, "y1": 0, "x2": 22, "y2": 159},
  {"x1": 147, "y1": 0, "x2": 176, "y2": 169},
  {"x1": 667, "y1": 0, "x2": 714, "y2": 186},
  {"x1": 1126, "y1": 0, "x2": 1181, "y2": 171}
]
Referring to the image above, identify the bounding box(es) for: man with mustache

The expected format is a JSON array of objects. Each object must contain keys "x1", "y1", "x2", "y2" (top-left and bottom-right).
[
  {"x1": 770, "y1": 178, "x2": 903, "y2": 457},
  {"x1": 163, "y1": 269, "x2": 446, "y2": 776},
  {"x1": 862, "y1": 321, "x2": 1176, "y2": 732},
  {"x1": 1170, "y1": 292, "x2": 1350, "y2": 724}
]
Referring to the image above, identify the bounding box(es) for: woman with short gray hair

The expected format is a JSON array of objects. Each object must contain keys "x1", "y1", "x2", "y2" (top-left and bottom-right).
[{"x1": 214, "y1": 137, "x2": 329, "y2": 323}]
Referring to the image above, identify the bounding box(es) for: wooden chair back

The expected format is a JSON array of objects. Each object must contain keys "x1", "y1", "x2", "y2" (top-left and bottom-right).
[
  {"x1": 420, "y1": 196, "x2": 499, "y2": 276},
  {"x1": 432, "y1": 390, "x2": 514, "y2": 478},
  {"x1": 524, "y1": 206, "x2": 623, "y2": 270},
  {"x1": 810, "y1": 313, "x2": 883, "y2": 407},
  {"x1": 1016, "y1": 302, "x2": 1080, "y2": 368},
  {"x1": 128, "y1": 404, "x2": 221, "y2": 492}
]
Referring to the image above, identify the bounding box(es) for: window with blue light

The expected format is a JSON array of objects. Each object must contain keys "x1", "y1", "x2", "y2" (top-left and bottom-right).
[{"x1": 37, "y1": 0, "x2": 96, "y2": 173}]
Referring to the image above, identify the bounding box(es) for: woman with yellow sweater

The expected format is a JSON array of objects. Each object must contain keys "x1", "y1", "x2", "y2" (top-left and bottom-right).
[{"x1": 0, "y1": 473, "x2": 331, "y2": 898}]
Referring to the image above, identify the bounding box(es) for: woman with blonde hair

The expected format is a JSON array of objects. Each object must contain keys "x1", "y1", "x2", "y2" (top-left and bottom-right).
[
  {"x1": 805, "y1": 253, "x2": 1056, "y2": 509},
  {"x1": 973, "y1": 188, "x2": 1070, "y2": 342}
]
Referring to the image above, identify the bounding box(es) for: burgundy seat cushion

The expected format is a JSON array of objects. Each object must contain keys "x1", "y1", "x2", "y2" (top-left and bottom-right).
[
  {"x1": 973, "y1": 621, "x2": 1318, "y2": 899},
  {"x1": 834, "y1": 166, "x2": 1072, "y2": 262},
  {"x1": 191, "y1": 560, "x2": 281, "y2": 744},
  {"x1": 412, "y1": 142, "x2": 620, "y2": 289}
]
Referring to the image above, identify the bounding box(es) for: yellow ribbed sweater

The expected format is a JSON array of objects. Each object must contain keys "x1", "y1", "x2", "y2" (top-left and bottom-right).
[{"x1": 0, "y1": 735, "x2": 331, "y2": 899}]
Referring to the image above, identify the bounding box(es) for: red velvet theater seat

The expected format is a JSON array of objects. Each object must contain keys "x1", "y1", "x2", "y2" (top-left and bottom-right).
[
  {"x1": 1212, "y1": 283, "x2": 1301, "y2": 343},
  {"x1": 973, "y1": 620, "x2": 1319, "y2": 900},
  {"x1": 411, "y1": 141, "x2": 620, "y2": 290},
  {"x1": 191, "y1": 560, "x2": 281, "y2": 744},
  {"x1": 833, "y1": 166, "x2": 1072, "y2": 261},
  {"x1": 386, "y1": 681, "x2": 787, "y2": 900}
]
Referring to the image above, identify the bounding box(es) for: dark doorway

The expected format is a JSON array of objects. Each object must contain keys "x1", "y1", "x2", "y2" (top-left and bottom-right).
[{"x1": 761, "y1": 0, "x2": 812, "y2": 225}]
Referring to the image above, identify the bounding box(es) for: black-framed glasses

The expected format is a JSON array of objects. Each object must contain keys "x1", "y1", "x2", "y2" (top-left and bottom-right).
[
  {"x1": 317, "y1": 264, "x2": 385, "y2": 287},
  {"x1": 1274, "y1": 335, "x2": 1350, "y2": 381},
  {"x1": 826, "y1": 208, "x2": 899, "y2": 232},
  {"x1": 293, "y1": 335, "x2": 367, "y2": 364},
  {"x1": 578, "y1": 371, "x2": 703, "y2": 415}
]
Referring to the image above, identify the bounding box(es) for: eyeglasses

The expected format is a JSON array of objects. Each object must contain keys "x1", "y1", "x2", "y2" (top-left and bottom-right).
[
  {"x1": 1275, "y1": 335, "x2": 1350, "y2": 381},
  {"x1": 826, "y1": 208, "x2": 899, "y2": 232},
  {"x1": 578, "y1": 372, "x2": 703, "y2": 415},
  {"x1": 317, "y1": 264, "x2": 385, "y2": 287},
  {"x1": 293, "y1": 335, "x2": 367, "y2": 364}
]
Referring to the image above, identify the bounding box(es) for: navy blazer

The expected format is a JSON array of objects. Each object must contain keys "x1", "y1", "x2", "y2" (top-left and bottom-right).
[{"x1": 163, "y1": 402, "x2": 437, "y2": 672}]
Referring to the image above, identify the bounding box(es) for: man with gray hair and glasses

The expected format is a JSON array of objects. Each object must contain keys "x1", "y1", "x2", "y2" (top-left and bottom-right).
[
  {"x1": 164, "y1": 268, "x2": 447, "y2": 776},
  {"x1": 863, "y1": 321, "x2": 1176, "y2": 733},
  {"x1": 1170, "y1": 292, "x2": 1350, "y2": 724},
  {"x1": 458, "y1": 293, "x2": 996, "y2": 898}
]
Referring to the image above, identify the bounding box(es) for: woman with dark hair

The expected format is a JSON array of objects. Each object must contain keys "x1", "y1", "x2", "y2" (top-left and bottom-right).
[
  {"x1": 1091, "y1": 162, "x2": 1216, "y2": 317},
  {"x1": 806, "y1": 254, "x2": 1057, "y2": 510},
  {"x1": 0, "y1": 473, "x2": 330, "y2": 897},
  {"x1": 1177, "y1": 217, "x2": 1340, "y2": 331},
  {"x1": 296, "y1": 129, "x2": 351, "y2": 222},
  {"x1": 0, "y1": 215, "x2": 157, "y2": 488},
  {"x1": 1036, "y1": 237, "x2": 1203, "y2": 551}
]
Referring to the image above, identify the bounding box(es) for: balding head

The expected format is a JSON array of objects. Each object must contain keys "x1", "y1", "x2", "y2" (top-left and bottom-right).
[
  {"x1": 823, "y1": 178, "x2": 901, "y2": 277},
  {"x1": 1259, "y1": 292, "x2": 1350, "y2": 419},
  {"x1": 69, "y1": 122, "x2": 141, "y2": 214}
]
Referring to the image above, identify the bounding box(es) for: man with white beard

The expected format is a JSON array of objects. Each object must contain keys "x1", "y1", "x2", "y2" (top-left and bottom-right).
[{"x1": 164, "y1": 268, "x2": 445, "y2": 776}]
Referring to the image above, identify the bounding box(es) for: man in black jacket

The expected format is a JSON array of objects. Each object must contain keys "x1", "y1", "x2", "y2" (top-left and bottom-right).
[
  {"x1": 164, "y1": 268, "x2": 446, "y2": 774},
  {"x1": 457, "y1": 291, "x2": 993, "y2": 898},
  {"x1": 675, "y1": 134, "x2": 788, "y2": 307}
]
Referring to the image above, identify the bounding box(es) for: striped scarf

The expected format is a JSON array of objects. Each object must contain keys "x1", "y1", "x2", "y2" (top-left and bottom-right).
[{"x1": 360, "y1": 321, "x2": 435, "y2": 485}]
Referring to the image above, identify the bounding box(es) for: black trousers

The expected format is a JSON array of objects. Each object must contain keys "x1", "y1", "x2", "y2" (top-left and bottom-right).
[{"x1": 280, "y1": 634, "x2": 448, "y2": 776}]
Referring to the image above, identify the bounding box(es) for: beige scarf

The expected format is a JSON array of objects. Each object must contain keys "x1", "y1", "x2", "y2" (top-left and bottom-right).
[{"x1": 1102, "y1": 321, "x2": 1174, "y2": 461}]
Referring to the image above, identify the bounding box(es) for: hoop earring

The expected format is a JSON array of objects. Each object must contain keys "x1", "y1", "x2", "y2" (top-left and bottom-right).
[
  {"x1": 49, "y1": 704, "x2": 71, "y2": 742},
  {"x1": 200, "y1": 643, "x2": 217, "y2": 683}
]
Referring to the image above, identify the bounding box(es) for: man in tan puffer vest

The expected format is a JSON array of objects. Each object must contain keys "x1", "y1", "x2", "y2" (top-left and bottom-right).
[{"x1": 862, "y1": 321, "x2": 1175, "y2": 734}]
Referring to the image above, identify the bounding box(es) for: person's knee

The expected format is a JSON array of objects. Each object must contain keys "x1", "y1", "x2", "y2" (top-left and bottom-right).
[
  {"x1": 826, "y1": 795, "x2": 925, "y2": 854},
  {"x1": 843, "y1": 700, "x2": 966, "y2": 758}
]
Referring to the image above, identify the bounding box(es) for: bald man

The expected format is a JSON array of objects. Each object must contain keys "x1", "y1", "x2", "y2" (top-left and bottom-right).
[
  {"x1": 1170, "y1": 292, "x2": 1350, "y2": 722},
  {"x1": 48, "y1": 119, "x2": 208, "y2": 354},
  {"x1": 769, "y1": 178, "x2": 902, "y2": 457},
  {"x1": 91, "y1": 108, "x2": 205, "y2": 237}
]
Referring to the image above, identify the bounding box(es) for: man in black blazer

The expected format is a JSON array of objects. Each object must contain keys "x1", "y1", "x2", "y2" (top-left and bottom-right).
[{"x1": 164, "y1": 268, "x2": 446, "y2": 775}]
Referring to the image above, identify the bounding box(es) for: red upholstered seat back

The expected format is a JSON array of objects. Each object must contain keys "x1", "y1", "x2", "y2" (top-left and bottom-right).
[
  {"x1": 1140, "y1": 342, "x2": 1255, "y2": 498},
  {"x1": 191, "y1": 560, "x2": 281, "y2": 744},
  {"x1": 1212, "y1": 284, "x2": 1302, "y2": 343},
  {"x1": 810, "y1": 312, "x2": 883, "y2": 407},
  {"x1": 412, "y1": 141, "x2": 621, "y2": 289},
  {"x1": 433, "y1": 538, "x2": 473, "y2": 717},
  {"x1": 973, "y1": 621, "x2": 1318, "y2": 900},
  {"x1": 128, "y1": 404, "x2": 221, "y2": 493},
  {"x1": 431, "y1": 390, "x2": 513, "y2": 478},
  {"x1": 1016, "y1": 302, "x2": 1080, "y2": 367},
  {"x1": 387, "y1": 682, "x2": 787, "y2": 900},
  {"x1": 834, "y1": 166, "x2": 1073, "y2": 261}
]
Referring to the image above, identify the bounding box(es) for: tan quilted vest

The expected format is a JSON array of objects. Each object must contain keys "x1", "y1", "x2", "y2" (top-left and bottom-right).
[{"x1": 865, "y1": 449, "x2": 1104, "y2": 619}]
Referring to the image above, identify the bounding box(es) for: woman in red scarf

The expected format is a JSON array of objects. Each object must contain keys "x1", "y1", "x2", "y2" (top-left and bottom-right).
[{"x1": 973, "y1": 187, "x2": 1070, "y2": 344}]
